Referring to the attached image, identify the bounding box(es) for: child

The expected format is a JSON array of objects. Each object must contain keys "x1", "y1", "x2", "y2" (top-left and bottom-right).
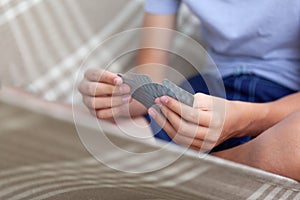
[{"x1": 78, "y1": 0, "x2": 300, "y2": 180}]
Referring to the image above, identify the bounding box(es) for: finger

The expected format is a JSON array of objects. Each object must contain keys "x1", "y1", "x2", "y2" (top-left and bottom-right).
[
  {"x1": 193, "y1": 93, "x2": 213, "y2": 110},
  {"x1": 148, "y1": 108, "x2": 177, "y2": 139},
  {"x1": 160, "y1": 105, "x2": 214, "y2": 141},
  {"x1": 95, "y1": 105, "x2": 126, "y2": 119},
  {"x1": 148, "y1": 108, "x2": 204, "y2": 148},
  {"x1": 79, "y1": 81, "x2": 130, "y2": 97},
  {"x1": 200, "y1": 140, "x2": 217, "y2": 152},
  {"x1": 189, "y1": 144, "x2": 211, "y2": 152},
  {"x1": 84, "y1": 68, "x2": 122, "y2": 85},
  {"x1": 82, "y1": 95, "x2": 131, "y2": 110},
  {"x1": 172, "y1": 133, "x2": 202, "y2": 149},
  {"x1": 185, "y1": 140, "x2": 216, "y2": 152},
  {"x1": 160, "y1": 105, "x2": 218, "y2": 149},
  {"x1": 157, "y1": 96, "x2": 211, "y2": 127}
]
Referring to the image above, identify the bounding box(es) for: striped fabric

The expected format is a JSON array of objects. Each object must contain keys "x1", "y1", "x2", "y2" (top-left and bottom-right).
[
  {"x1": 0, "y1": 98, "x2": 300, "y2": 200},
  {"x1": 0, "y1": 0, "x2": 144, "y2": 102}
]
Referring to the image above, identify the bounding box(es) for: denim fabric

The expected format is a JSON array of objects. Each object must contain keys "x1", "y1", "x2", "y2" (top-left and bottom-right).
[{"x1": 145, "y1": 73, "x2": 297, "y2": 152}]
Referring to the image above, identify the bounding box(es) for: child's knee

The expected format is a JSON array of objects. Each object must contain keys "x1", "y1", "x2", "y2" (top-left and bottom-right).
[
  {"x1": 281, "y1": 111, "x2": 300, "y2": 149},
  {"x1": 286, "y1": 110, "x2": 300, "y2": 124},
  {"x1": 283, "y1": 111, "x2": 300, "y2": 141},
  {"x1": 281, "y1": 111, "x2": 300, "y2": 180}
]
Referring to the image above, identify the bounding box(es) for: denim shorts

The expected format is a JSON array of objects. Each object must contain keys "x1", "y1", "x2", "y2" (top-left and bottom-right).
[{"x1": 145, "y1": 73, "x2": 297, "y2": 152}]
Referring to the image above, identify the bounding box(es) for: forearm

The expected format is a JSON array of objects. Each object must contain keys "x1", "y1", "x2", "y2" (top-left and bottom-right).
[
  {"x1": 231, "y1": 92, "x2": 300, "y2": 137},
  {"x1": 128, "y1": 12, "x2": 177, "y2": 117},
  {"x1": 135, "y1": 12, "x2": 177, "y2": 83}
]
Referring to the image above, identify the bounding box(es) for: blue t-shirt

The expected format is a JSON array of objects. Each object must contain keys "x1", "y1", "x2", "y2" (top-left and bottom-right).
[{"x1": 145, "y1": 0, "x2": 300, "y2": 91}]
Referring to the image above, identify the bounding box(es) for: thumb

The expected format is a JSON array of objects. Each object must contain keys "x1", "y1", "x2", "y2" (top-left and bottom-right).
[{"x1": 193, "y1": 93, "x2": 213, "y2": 111}]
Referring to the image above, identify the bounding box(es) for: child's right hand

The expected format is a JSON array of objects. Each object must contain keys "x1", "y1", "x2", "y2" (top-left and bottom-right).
[{"x1": 78, "y1": 68, "x2": 132, "y2": 119}]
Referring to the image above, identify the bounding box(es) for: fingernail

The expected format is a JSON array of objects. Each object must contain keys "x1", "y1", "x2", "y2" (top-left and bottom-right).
[
  {"x1": 120, "y1": 84, "x2": 130, "y2": 94},
  {"x1": 160, "y1": 96, "x2": 169, "y2": 104},
  {"x1": 122, "y1": 96, "x2": 131, "y2": 103},
  {"x1": 114, "y1": 77, "x2": 122, "y2": 85},
  {"x1": 154, "y1": 99, "x2": 162, "y2": 107},
  {"x1": 156, "y1": 103, "x2": 162, "y2": 108},
  {"x1": 148, "y1": 108, "x2": 156, "y2": 118},
  {"x1": 154, "y1": 98, "x2": 160, "y2": 104}
]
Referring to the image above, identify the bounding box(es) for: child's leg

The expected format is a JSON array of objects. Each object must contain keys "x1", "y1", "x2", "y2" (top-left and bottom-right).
[{"x1": 212, "y1": 111, "x2": 300, "y2": 181}]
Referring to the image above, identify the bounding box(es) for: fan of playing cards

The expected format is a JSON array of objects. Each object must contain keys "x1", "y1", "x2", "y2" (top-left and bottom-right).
[{"x1": 118, "y1": 73, "x2": 194, "y2": 109}]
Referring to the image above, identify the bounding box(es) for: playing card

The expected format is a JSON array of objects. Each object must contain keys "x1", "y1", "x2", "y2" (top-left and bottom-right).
[
  {"x1": 118, "y1": 73, "x2": 194, "y2": 108},
  {"x1": 156, "y1": 84, "x2": 177, "y2": 99},
  {"x1": 162, "y1": 79, "x2": 194, "y2": 107},
  {"x1": 131, "y1": 73, "x2": 152, "y2": 85},
  {"x1": 144, "y1": 82, "x2": 157, "y2": 98},
  {"x1": 132, "y1": 86, "x2": 155, "y2": 108},
  {"x1": 118, "y1": 73, "x2": 151, "y2": 95},
  {"x1": 132, "y1": 83, "x2": 176, "y2": 109}
]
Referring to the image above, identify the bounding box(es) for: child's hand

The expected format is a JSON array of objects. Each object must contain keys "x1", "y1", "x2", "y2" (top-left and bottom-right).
[
  {"x1": 78, "y1": 68, "x2": 132, "y2": 119},
  {"x1": 148, "y1": 93, "x2": 241, "y2": 152}
]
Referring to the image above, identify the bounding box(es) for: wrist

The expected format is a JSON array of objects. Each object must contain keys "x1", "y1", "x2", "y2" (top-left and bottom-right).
[{"x1": 228, "y1": 100, "x2": 270, "y2": 137}]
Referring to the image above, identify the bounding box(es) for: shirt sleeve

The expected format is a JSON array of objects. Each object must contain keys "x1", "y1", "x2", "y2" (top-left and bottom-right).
[{"x1": 144, "y1": 0, "x2": 181, "y2": 14}]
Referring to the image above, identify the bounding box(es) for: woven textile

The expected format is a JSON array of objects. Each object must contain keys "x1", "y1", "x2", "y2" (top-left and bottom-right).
[{"x1": 0, "y1": 94, "x2": 299, "y2": 200}]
